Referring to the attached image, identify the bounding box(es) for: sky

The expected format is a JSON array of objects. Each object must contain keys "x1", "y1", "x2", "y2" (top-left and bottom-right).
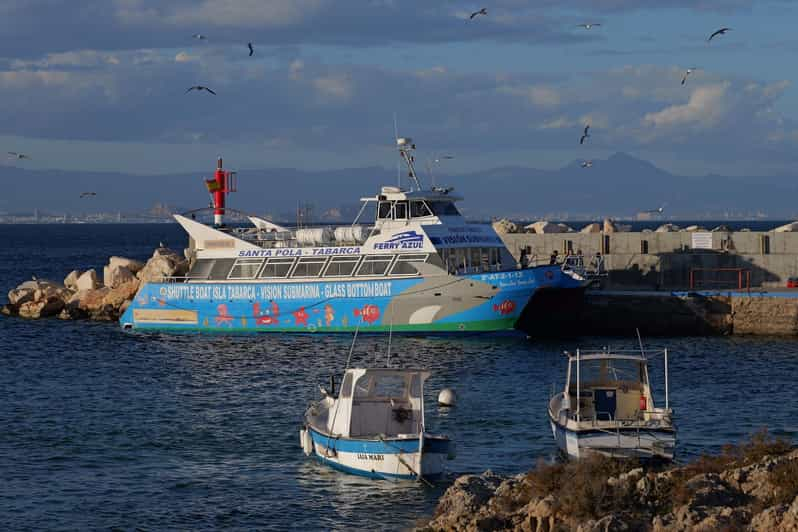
[{"x1": 2, "y1": 0, "x2": 798, "y2": 178}]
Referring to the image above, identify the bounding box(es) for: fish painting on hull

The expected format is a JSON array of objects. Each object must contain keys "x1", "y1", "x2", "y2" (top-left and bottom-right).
[
  {"x1": 324, "y1": 304, "x2": 335, "y2": 326},
  {"x1": 353, "y1": 304, "x2": 381, "y2": 324},
  {"x1": 493, "y1": 299, "x2": 516, "y2": 316}
]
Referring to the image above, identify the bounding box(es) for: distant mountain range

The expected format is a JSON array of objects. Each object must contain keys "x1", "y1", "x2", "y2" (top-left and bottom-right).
[{"x1": 1, "y1": 153, "x2": 796, "y2": 220}]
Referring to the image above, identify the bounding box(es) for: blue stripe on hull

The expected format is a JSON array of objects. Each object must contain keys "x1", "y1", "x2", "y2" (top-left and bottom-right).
[
  {"x1": 312, "y1": 454, "x2": 420, "y2": 481},
  {"x1": 308, "y1": 428, "x2": 450, "y2": 455}
]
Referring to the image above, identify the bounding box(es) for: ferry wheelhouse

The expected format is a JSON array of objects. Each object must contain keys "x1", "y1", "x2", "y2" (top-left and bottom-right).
[{"x1": 121, "y1": 137, "x2": 583, "y2": 333}]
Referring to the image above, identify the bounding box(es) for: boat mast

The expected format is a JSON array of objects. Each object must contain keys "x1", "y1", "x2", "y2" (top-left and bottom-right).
[{"x1": 397, "y1": 137, "x2": 422, "y2": 191}]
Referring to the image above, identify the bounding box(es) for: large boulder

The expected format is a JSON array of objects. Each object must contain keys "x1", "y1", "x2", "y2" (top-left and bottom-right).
[
  {"x1": 104, "y1": 265, "x2": 136, "y2": 289},
  {"x1": 525, "y1": 221, "x2": 571, "y2": 234},
  {"x1": 492, "y1": 218, "x2": 518, "y2": 235},
  {"x1": 775, "y1": 221, "x2": 798, "y2": 233},
  {"x1": 102, "y1": 279, "x2": 140, "y2": 310},
  {"x1": 108, "y1": 256, "x2": 145, "y2": 274},
  {"x1": 603, "y1": 218, "x2": 617, "y2": 233},
  {"x1": 8, "y1": 280, "x2": 39, "y2": 306},
  {"x1": 581, "y1": 222, "x2": 602, "y2": 234},
  {"x1": 137, "y1": 247, "x2": 188, "y2": 283},
  {"x1": 656, "y1": 223, "x2": 680, "y2": 233},
  {"x1": 64, "y1": 270, "x2": 82, "y2": 291},
  {"x1": 75, "y1": 269, "x2": 100, "y2": 291},
  {"x1": 18, "y1": 296, "x2": 64, "y2": 319}
]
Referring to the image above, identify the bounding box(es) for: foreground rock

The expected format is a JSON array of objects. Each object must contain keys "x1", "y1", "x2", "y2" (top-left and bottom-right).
[
  {"x1": 2, "y1": 247, "x2": 188, "y2": 322},
  {"x1": 419, "y1": 432, "x2": 798, "y2": 532}
]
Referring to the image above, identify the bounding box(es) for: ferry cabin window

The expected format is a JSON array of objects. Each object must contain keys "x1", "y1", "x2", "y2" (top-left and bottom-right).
[
  {"x1": 427, "y1": 201, "x2": 460, "y2": 216},
  {"x1": 394, "y1": 201, "x2": 408, "y2": 219},
  {"x1": 356, "y1": 255, "x2": 394, "y2": 276},
  {"x1": 410, "y1": 201, "x2": 432, "y2": 218},
  {"x1": 291, "y1": 257, "x2": 328, "y2": 278},
  {"x1": 390, "y1": 254, "x2": 428, "y2": 276},
  {"x1": 187, "y1": 259, "x2": 215, "y2": 279},
  {"x1": 323, "y1": 256, "x2": 361, "y2": 277},
  {"x1": 259, "y1": 257, "x2": 295, "y2": 278},
  {"x1": 228, "y1": 258, "x2": 264, "y2": 279},
  {"x1": 377, "y1": 201, "x2": 392, "y2": 219}
]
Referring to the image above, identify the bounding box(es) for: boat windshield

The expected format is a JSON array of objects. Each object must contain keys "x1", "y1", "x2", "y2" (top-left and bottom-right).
[
  {"x1": 575, "y1": 358, "x2": 645, "y2": 387},
  {"x1": 427, "y1": 201, "x2": 460, "y2": 216},
  {"x1": 353, "y1": 372, "x2": 422, "y2": 400}
]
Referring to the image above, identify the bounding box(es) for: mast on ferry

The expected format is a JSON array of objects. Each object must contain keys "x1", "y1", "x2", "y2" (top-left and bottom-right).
[{"x1": 397, "y1": 137, "x2": 422, "y2": 191}]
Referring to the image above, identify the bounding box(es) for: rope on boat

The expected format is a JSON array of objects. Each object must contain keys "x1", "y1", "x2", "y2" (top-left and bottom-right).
[{"x1": 378, "y1": 435, "x2": 434, "y2": 488}]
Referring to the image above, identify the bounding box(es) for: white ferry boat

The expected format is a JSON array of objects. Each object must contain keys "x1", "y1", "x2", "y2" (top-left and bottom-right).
[{"x1": 121, "y1": 137, "x2": 584, "y2": 333}]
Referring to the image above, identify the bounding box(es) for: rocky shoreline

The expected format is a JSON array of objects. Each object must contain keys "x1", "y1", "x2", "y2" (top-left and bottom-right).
[
  {"x1": 419, "y1": 432, "x2": 798, "y2": 531},
  {"x1": 1, "y1": 247, "x2": 187, "y2": 321}
]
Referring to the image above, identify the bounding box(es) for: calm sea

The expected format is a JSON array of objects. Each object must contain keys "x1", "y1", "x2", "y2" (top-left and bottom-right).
[{"x1": 1, "y1": 224, "x2": 797, "y2": 531}]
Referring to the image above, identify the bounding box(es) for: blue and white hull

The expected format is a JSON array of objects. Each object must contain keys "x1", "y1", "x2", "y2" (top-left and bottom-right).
[
  {"x1": 301, "y1": 427, "x2": 452, "y2": 480},
  {"x1": 550, "y1": 419, "x2": 676, "y2": 460},
  {"x1": 121, "y1": 266, "x2": 579, "y2": 334}
]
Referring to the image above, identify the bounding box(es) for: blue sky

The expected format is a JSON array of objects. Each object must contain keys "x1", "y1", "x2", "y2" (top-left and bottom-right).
[{"x1": 1, "y1": 0, "x2": 798, "y2": 176}]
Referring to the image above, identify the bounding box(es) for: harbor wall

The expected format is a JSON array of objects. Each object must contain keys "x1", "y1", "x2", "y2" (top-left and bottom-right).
[
  {"x1": 501, "y1": 231, "x2": 798, "y2": 289},
  {"x1": 556, "y1": 291, "x2": 798, "y2": 337}
]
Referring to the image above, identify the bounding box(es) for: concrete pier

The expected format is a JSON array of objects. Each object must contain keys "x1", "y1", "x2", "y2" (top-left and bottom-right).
[
  {"x1": 501, "y1": 229, "x2": 798, "y2": 290},
  {"x1": 504, "y1": 229, "x2": 798, "y2": 336}
]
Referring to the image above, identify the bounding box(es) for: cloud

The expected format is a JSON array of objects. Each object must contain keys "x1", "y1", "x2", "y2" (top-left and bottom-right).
[
  {"x1": 312, "y1": 75, "x2": 353, "y2": 102},
  {"x1": 643, "y1": 83, "x2": 730, "y2": 129}
]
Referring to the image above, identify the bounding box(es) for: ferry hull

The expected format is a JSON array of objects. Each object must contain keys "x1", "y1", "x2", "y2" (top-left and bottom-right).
[{"x1": 121, "y1": 266, "x2": 579, "y2": 334}]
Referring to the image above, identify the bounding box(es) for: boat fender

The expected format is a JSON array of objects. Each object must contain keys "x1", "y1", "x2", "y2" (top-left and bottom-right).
[
  {"x1": 300, "y1": 428, "x2": 313, "y2": 455},
  {"x1": 639, "y1": 395, "x2": 647, "y2": 411}
]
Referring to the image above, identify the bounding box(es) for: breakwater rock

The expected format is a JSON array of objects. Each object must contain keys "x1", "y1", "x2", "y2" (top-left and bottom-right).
[
  {"x1": 1, "y1": 247, "x2": 187, "y2": 321},
  {"x1": 419, "y1": 433, "x2": 798, "y2": 532}
]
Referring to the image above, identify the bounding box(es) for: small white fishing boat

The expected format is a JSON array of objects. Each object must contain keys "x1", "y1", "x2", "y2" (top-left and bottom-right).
[
  {"x1": 300, "y1": 367, "x2": 453, "y2": 481},
  {"x1": 548, "y1": 347, "x2": 676, "y2": 460}
]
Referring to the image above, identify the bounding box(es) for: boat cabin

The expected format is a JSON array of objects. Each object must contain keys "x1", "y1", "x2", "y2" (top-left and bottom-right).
[
  {"x1": 317, "y1": 368, "x2": 428, "y2": 439},
  {"x1": 560, "y1": 350, "x2": 669, "y2": 424}
]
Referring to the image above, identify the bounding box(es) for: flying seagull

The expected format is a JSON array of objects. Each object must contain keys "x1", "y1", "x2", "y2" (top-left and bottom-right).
[
  {"x1": 580, "y1": 160, "x2": 593, "y2": 168},
  {"x1": 434, "y1": 155, "x2": 454, "y2": 163},
  {"x1": 248, "y1": 42, "x2": 254, "y2": 56},
  {"x1": 577, "y1": 23, "x2": 601, "y2": 29},
  {"x1": 579, "y1": 125, "x2": 590, "y2": 145},
  {"x1": 681, "y1": 68, "x2": 698, "y2": 85},
  {"x1": 7, "y1": 151, "x2": 30, "y2": 160},
  {"x1": 80, "y1": 192, "x2": 97, "y2": 198},
  {"x1": 469, "y1": 8, "x2": 487, "y2": 19},
  {"x1": 707, "y1": 27, "x2": 731, "y2": 42},
  {"x1": 185, "y1": 86, "x2": 216, "y2": 95},
  {"x1": 643, "y1": 205, "x2": 666, "y2": 214},
  {"x1": 192, "y1": 33, "x2": 207, "y2": 40}
]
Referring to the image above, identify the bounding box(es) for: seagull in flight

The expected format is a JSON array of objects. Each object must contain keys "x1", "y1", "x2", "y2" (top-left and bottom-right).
[
  {"x1": 577, "y1": 23, "x2": 601, "y2": 30},
  {"x1": 192, "y1": 33, "x2": 207, "y2": 41},
  {"x1": 186, "y1": 86, "x2": 216, "y2": 95},
  {"x1": 80, "y1": 192, "x2": 97, "y2": 198},
  {"x1": 681, "y1": 68, "x2": 698, "y2": 85},
  {"x1": 469, "y1": 8, "x2": 487, "y2": 19},
  {"x1": 707, "y1": 28, "x2": 731, "y2": 42},
  {"x1": 7, "y1": 151, "x2": 30, "y2": 160},
  {"x1": 434, "y1": 155, "x2": 454, "y2": 163},
  {"x1": 579, "y1": 125, "x2": 590, "y2": 145},
  {"x1": 580, "y1": 160, "x2": 593, "y2": 168},
  {"x1": 248, "y1": 42, "x2": 254, "y2": 56},
  {"x1": 643, "y1": 205, "x2": 666, "y2": 214}
]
